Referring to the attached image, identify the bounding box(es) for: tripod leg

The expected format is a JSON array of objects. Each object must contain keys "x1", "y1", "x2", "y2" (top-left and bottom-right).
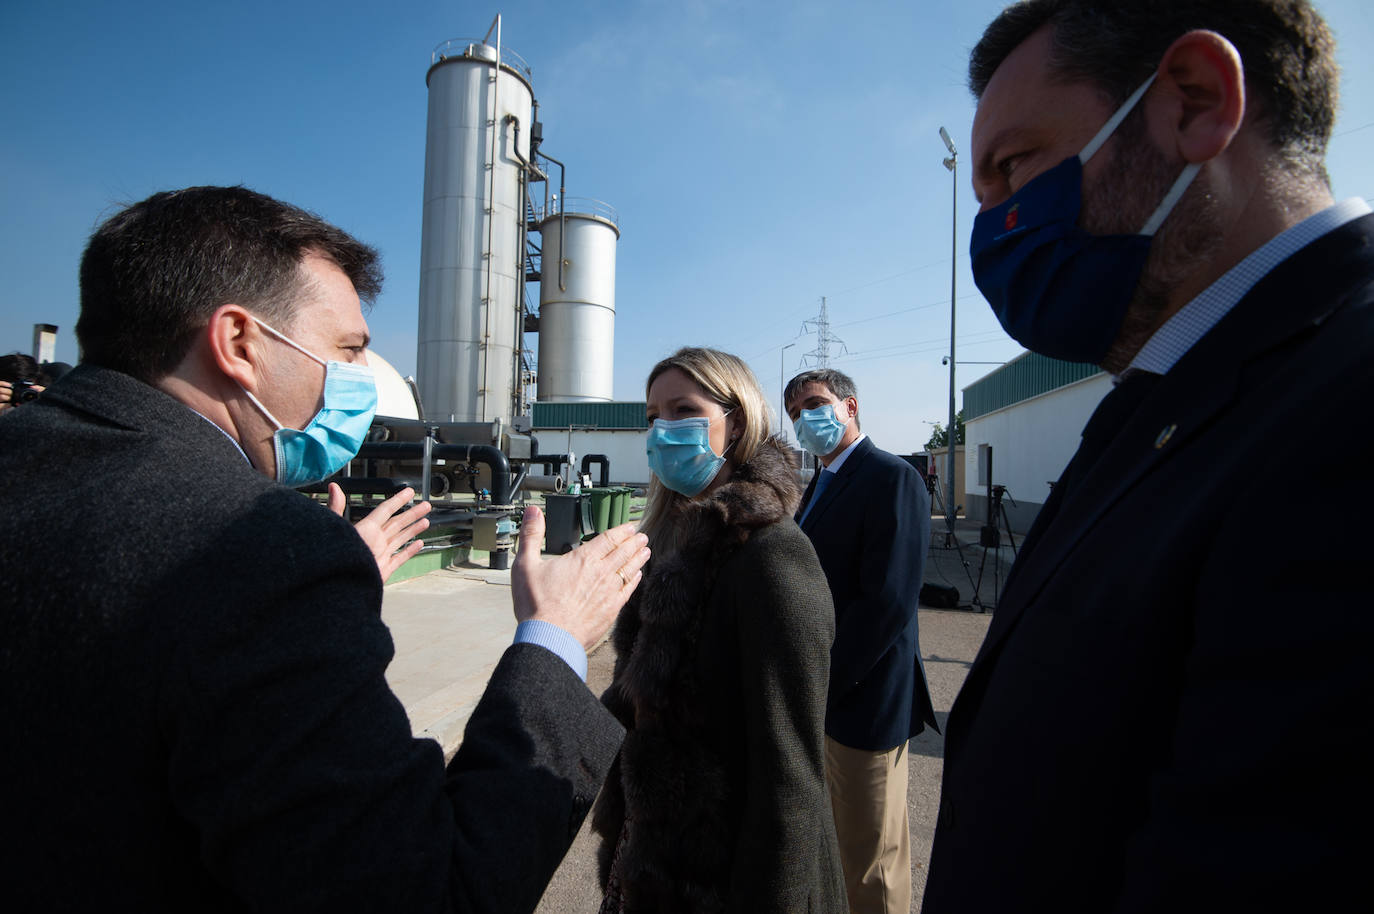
[{"x1": 1001, "y1": 504, "x2": 1018, "y2": 557}]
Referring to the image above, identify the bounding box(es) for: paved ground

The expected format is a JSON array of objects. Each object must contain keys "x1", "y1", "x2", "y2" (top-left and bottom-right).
[{"x1": 380, "y1": 528, "x2": 994, "y2": 913}]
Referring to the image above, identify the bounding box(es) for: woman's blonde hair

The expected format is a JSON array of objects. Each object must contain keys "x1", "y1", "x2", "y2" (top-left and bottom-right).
[{"x1": 639, "y1": 347, "x2": 775, "y2": 547}]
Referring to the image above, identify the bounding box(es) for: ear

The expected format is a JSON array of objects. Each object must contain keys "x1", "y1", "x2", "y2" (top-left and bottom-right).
[
  {"x1": 843, "y1": 396, "x2": 859, "y2": 423},
  {"x1": 205, "y1": 304, "x2": 264, "y2": 390},
  {"x1": 1151, "y1": 30, "x2": 1246, "y2": 164}
]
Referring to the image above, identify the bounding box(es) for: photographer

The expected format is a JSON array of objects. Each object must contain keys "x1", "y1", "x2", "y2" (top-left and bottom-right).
[{"x1": 0, "y1": 352, "x2": 50, "y2": 414}]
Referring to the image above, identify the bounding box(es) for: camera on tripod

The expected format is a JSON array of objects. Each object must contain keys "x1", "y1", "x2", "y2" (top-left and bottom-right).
[{"x1": 980, "y1": 485, "x2": 1016, "y2": 547}]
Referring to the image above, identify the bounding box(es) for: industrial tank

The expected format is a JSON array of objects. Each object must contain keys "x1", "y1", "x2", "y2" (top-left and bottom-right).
[
  {"x1": 416, "y1": 39, "x2": 533, "y2": 422},
  {"x1": 536, "y1": 198, "x2": 619, "y2": 403},
  {"x1": 366, "y1": 350, "x2": 420, "y2": 420}
]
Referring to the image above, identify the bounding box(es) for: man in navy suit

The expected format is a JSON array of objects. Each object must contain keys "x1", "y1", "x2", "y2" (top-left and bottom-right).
[
  {"x1": 923, "y1": 2, "x2": 1373, "y2": 911},
  {"x1": 785, "y1": 367, "x2": 937, "y2": 914}
]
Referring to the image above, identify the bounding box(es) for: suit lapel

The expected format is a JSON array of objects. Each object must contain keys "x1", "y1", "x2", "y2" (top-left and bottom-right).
[
  {"x1": 800, "y1": 437, "x2": 872, "y2": 533},
  {"x1": 976, "y1": 215, "x2": 1374, "y2": 660}
]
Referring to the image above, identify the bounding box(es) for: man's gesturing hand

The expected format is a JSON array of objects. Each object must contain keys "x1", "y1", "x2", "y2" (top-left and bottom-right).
[
  {"x1": 511, "y1": 505, "x2": 650, "y2": 650},
  {"x1": 329, "y1": 483, "x2": 433, "y2": 583}
]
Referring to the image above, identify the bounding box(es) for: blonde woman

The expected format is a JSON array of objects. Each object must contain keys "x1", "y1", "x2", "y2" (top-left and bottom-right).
[{"x1": 592, "y1": 347, "x2": 847, "y2": 913}]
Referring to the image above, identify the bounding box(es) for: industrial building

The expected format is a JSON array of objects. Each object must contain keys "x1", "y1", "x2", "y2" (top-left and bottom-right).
[{"x1": 960, "y1": 353, "x2": 1111, "y2": 534}]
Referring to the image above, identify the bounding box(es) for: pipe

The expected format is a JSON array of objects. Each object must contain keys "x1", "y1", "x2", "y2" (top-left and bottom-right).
[
  {"x1": 521, "y1": 474, "x2": 566, "y2": 493},
  {"x1": 507, "y1": 113, "x2": 534, "y2": 420},
  {"x1": 580, "y1": 453, "x2": 610, "y2": 488},
  {"x1": 537, "y1": 149, "x2": 568, "y2": 291},
  {"x1": 355, "y1": 442, "x2": 513, "y2": 506},
  {"x1": 297, "y1": 477, "x2": 424, "y2": 497},
  {"x1": 508, "y1": 463, "x2": 529, "y2": 498}
]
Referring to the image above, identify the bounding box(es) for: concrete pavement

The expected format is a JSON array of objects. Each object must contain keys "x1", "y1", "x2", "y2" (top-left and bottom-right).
[{"x1": 380, "y1": 552, "x2": 993, "y2": 912}]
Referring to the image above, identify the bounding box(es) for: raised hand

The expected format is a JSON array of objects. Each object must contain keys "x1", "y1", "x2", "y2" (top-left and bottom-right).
[
  {"x1": 329, "y1": 483, "x2": 434, "y2": 583},
  {"x1": 511, "y1": 506, "x2": 650, "y2": 650}
]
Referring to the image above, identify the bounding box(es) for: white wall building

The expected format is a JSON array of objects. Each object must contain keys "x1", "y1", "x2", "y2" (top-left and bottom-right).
[
  {"x1": 530, "y1": 401, "x2": 650, "y2": 486},
  {"x1": 962, "y1": 353, "x2": 1112, "y2": 533}
]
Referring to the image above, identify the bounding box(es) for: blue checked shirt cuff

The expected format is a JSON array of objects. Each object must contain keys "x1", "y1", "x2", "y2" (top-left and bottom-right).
[{"x1": 514, "y1": 619, "x2": 588, "y2": 682}]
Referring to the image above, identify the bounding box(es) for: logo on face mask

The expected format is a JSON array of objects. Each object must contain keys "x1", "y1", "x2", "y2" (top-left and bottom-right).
[
  {"x1": 238, "y1": 319, "x2": 378, "y2": 488},
  {"x1": 969, "y1": 72, "x2": 1202, "y2": 363}
]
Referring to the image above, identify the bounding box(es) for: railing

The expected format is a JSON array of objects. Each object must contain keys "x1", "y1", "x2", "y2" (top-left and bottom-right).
[
  {"x1": 430, "y1": 38, "x2": 531, "y2": 78},
  {"x1": 532, "y1": 196, "x2": 620, "y2": 228}
]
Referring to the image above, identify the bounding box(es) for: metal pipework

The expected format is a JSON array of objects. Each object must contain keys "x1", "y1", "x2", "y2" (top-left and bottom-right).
[
  {"x1": 580, "y1": 453, "x2": 610, "y2": 488},
  {"x1": 355, "y1": 441, "x2": 513, "y2": 505},
  {"x1": 537, "y1": 149, "x2": 568, "y2": 291},
  {"x1": 522, "y1": 474, "x2": 566, "y2": 493}
]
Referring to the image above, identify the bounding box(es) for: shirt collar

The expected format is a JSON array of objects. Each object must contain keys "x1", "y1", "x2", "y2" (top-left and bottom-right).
[
  {"x1": 189, "y1": 407, "x2": 253, "y2": 466},
  {"x1": 824, "y1": 433, "x2": 867, "y2": 475},
  {"x1": 1126, "y1": 197, "x2": 1371, "y2": 378}
]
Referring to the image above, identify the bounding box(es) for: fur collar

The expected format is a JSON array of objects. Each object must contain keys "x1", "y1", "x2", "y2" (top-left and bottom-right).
[{"x1": 607, "y1": 438, "x2": 801, "y2": 721}]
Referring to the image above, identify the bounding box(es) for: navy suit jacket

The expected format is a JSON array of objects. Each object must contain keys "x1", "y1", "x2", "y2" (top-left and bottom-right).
[
  {"x1": 796, "y1": 435, "x2": 938, "y2": 751},
  {"x1": 923, "y1": 214, "x2": 1374, "y2": 912}
]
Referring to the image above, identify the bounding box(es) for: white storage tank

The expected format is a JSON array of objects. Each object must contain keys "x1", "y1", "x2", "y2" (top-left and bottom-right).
[
  {"x1": 536, "y1": 198, "x2": 619, "y2": 403},
  {"x1": 416, "y1": 38, "x2": 533, "y2": 422}
]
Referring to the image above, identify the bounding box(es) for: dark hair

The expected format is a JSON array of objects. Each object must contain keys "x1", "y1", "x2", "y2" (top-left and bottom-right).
[
  {"x1": 969, "y1": 0, "x2": 1338, "y2": 181},
  {"x1": 0, "y1": 352, "x2": 45, "y2": 386},
  {"x1": 77, "y1": 186, "x2": 383, "y2": 382},
  {"x1": 784, "y1": 368, "x2": 860, "y2": 428}
]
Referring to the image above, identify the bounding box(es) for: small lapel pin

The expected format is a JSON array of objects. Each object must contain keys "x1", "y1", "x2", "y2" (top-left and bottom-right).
[{"x1": 1154, "y1": 424, "x2": 1178, "y2": 449}]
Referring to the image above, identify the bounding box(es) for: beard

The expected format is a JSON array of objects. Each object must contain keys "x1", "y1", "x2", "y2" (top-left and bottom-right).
[{"x1": 1080, "y1": 115, "x2": 1223, "y2": 374}]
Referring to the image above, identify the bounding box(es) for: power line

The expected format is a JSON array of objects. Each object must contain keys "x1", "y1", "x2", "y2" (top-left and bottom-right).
[
  {"x1": 833, "y1": 333, "x2": 1012, "y2": 366},
  {"x1": 821, "y1": 255, "x2": 954, "y2": 299},
  {"x1": 834, "y1": 292, "x2": 986, "y2": 329}
]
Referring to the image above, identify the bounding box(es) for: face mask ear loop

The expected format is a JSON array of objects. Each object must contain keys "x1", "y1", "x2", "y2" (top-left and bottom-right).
[
  {"x1": 254, "y1": 317, "x2": 327, "y2": 367},
  {"x1": 1079, "y1": 72, "x2": 1157, "y2": 164},
  {"x1": 238, "y1": 384, "x2": 286, "y2": 431},
  {"x1": 1140, "y1": 162, "x2": 1202, "y2": 236}
]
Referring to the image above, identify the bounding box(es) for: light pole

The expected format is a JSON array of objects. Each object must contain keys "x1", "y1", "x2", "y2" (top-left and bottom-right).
[
  {"x1": 779, "y1": 342, "x2": 796, "y2": 439},
  {"x1": 940, "y1": 126, "x2": 959, "y2": 537}
]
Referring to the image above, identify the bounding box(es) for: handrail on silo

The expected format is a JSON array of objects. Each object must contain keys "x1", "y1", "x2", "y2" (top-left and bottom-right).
[
  {"x1": 534, "y1": 197, "x2": 619, "y2": 228},
  {"x1": 430, "y1": 38, "x2": 532, "y2": 77}
]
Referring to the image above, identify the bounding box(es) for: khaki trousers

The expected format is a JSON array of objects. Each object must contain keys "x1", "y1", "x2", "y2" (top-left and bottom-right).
[{"x1": 825, "y1": 736, "x2": 911, "y2": 914}]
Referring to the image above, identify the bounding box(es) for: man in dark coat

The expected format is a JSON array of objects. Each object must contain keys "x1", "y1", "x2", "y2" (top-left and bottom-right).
[
  {"x1": 0, "y1": 186, "x2": 649, "y2": 912},
  {"x1": 924, "y1": 2, "x2": 1373, "y2": 912},
  {"x1": 785, "y1": 368, "x2": 938, "y2": 914}
]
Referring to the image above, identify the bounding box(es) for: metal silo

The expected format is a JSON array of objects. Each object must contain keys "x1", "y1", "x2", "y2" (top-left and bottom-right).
[
  {"x1": 416, "y1": 26, "x2": 533, "y2": 422},
  {"x1": 536, "y1": 198, "x2": 619, "y2": 402}
]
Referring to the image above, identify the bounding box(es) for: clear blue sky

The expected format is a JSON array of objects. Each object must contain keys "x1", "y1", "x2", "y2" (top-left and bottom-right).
[{"x1": 3, "y1": 0, "x2": 1371, "y2": 453}]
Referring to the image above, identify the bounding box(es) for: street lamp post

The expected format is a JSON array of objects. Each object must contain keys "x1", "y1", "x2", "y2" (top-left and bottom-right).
[
  {"x1": 779, "y1": 342, "x2": 796, "y2": 438},
  {"x1": 940, "y1": 126, "x2": 959, "y2": 540}
]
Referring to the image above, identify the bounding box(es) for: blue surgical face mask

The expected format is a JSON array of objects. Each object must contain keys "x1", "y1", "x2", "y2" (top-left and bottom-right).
[
  {"x1": 969, "y1": 72, "x2": 1202, "y2": 363},
  {"x1": 239, "y1": 319, "x2": 378, "y2": 488},
  {"x1": 646, "y1": 410, "x2": 735, "y2": 497},
  {"x1": 793, "y1": 404, "x2": 849, "y2": 457}
]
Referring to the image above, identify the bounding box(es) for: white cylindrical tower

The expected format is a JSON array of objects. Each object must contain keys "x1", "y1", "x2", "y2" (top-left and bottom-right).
[
  {"x1": 536, "y1": 198, "x2": 619, "y2": 403},
  {"x1": 416, "y1": 39, "x2": 533, "y2": 422}
]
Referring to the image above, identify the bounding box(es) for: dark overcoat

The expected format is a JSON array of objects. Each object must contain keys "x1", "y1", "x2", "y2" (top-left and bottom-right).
[
  {"x1": 796, "y1": 436, "x2": 939, "y2": 750},
  {"x1": 592, "y1": 439, "x2": 847, "y2": 913},
  {"x1": 0, "y1": 365, "x2": 624, "y2": 913},
  {"x1": 923, "y1": 214, "x2": 1374, "y2": 912}
]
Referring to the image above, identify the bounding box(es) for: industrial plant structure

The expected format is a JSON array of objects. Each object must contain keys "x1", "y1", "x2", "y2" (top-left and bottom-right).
[{"x1": 328, "y1": 16, "x2": 625, "y2": 568}]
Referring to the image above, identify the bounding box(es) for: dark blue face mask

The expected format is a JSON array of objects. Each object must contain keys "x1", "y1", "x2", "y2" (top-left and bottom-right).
[{"x1": 969, "y1": 73, "x2": 1201, "y2": 364}]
